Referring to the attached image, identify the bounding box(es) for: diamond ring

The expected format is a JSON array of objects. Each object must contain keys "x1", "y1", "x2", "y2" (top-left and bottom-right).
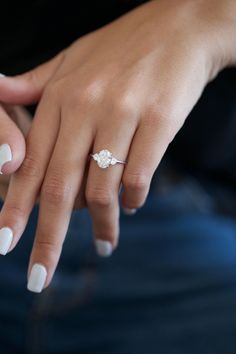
[{"x1": 90, "y1": 149, "x2": 127, "y2": 169}]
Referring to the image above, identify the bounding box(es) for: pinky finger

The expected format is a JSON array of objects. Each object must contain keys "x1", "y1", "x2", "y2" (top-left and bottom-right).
[{"x1": 121, "y1": 120, "x2": 172, "y2": 212}]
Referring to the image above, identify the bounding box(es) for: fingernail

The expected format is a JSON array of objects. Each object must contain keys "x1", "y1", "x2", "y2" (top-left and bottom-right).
[
  {"x1": 27, "y1": 264, "x2": 47, "y2": 293},
  {"x1": 95, "y1": 240, "x2": 113, "y2": 257},
  {"x1": 0, "y1": 73, "x2": 5, "y2": 78},
  {"x1": 123, "y1": 208, "x2": 137, "y2": 215},
  {"x1": 0, "y1": 227, "x2": 13, "y2": 255},
  {"x1": 0, "y1": 144, "x2": 12, "y2": 174}
]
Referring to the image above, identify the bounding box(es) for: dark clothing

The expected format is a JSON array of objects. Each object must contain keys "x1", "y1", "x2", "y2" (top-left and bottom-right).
[{"x1": 1, "y1": 172, "x2": 236, "y2": 354}]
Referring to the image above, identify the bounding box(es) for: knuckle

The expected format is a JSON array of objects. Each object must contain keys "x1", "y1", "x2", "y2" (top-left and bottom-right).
[
  {"x1": 110, "y1": 92, "x2": 137, "y2": 118},
  {"x1": 123, "y1": 172, "x2": 149, "y2": 193},
  {"x1": 70, "y1": 80, "x2": 105, "y2": 108},
  {"x1": 4, "y1": 203, "x2": 27, "y2": 220},
  {"x1": 86, "y1": 187, "x2": 114, "y2": 208},
  {"x1": 19, "y1": 154, "x2": 41, "y2": 179},
  {"x1": 35, "y1": 238, "x2": 61, "y2": 253},
  {"x1": 70, "y1": 91, "x2": 90, "y2": 109},
  {"x1": 33, "y1": 238, "x2": 62, "y2": 265},
  {"x1": 42, "y1": 177, "x2": 71, "y2": 205}
]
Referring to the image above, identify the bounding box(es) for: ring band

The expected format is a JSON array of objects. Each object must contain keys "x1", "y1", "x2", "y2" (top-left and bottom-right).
[{"x1": 90, "y1": 149, "x2": 127, "y2": 169}]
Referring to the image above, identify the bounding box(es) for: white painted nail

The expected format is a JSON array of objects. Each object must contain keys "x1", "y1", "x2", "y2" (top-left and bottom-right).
[
  {"x1": 95, "y1": 240, "x2": 113, "y2": 257},
  {"x1": 27, "y1": 264, "x2": 47, "y2": 293},
  {"x1": 0, "y1": 227, "x2": 13, "y2": 255},
  {"x1": 123, "y1": 208, "x2": 137, "y2": 215},
  {"x1": 0, "y1": 73, "x2": 5, "y2": 78},
  {"x1": 0, "y1": 144, "x2": 12, "y2": 174}
]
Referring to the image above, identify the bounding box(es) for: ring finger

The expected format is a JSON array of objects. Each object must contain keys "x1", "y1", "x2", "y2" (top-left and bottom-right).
[{"x1": 86, "y1": 117, "x2": 136, "y2": 257}]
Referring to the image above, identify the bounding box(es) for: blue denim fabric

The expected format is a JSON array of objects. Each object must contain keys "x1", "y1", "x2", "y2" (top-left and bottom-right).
[{"x1": 1, "y1": 168, "x2": 236, "y2": 354}]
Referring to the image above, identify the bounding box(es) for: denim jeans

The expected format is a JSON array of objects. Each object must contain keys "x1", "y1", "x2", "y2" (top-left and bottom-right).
[{"x1": 1, "y1": 165, "x2": 236, "y2": 354}]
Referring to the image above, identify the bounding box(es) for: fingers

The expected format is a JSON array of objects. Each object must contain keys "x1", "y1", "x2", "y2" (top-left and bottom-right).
[
  {"x1": 0, "y1": 52, "x2": 65, "y2": 105},
  {"x1": 0, "y1": 105, "x2": 26, "y2": 175},
  {"x1": 28, "y1": 119, "x2": 93, "y2": 291},
  {"x1": 0, "y1": 95, "x2": 60, "y2": 256},
  {"x1": 86, "y1": 120, "x2": 135, "y2": 257},
  {"x1": 122, "y1": 118, "x2": 173, "y2": 211},
  {"x1": 6, "y1": 105, "x2": 32, "y2": 137}
]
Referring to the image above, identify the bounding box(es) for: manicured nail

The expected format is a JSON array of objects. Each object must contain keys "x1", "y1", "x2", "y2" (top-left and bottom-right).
[
  {"x1": 0, "y1": 227, "x2": 13, "y2": 255},
  {"x1": 95, "y1": 240, "x2": 113, "y2": 257},
  {"x1": 0, "y1": 144, "x2": 12, "y2": 174},
  {"x1": 123, "y1": 208, "x2": 137, "y2": 215},
  {"x1": 27, "y1": 264, "x2": 47, "y2": 293}
]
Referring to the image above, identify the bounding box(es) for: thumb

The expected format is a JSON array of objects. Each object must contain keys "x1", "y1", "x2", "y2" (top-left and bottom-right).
[
  {"x1": 0, "y1": 51, "x2": 65, "y2": 105},
  {"x1": 0, "y1": 105, "x2": 27, "y2": 175}
]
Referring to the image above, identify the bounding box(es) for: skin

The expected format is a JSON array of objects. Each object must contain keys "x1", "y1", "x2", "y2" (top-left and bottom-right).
[
  {"x1": 0, "y1": 105, "x2": 31, "y2": 199},
  {"x1": 0, "y1": 0, "x2": 235, "y2": 289}
]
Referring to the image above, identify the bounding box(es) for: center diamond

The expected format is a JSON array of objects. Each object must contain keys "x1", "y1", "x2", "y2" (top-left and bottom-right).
[{"x1": 96, "y1": 150, "x2": 113, "y2": 168}]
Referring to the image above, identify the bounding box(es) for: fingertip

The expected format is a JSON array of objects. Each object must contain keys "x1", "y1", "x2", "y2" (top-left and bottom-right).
[
  {"x1": 0, "y1": 74, "x2": 39, "y2": 105},
  {"x1": 95, "y1": 239, "x2": 113, "y2": 257},
  {"x1": 122, "y1": 207, "x2": 137, "y2": 215},
  {"x1": 0, "y1": 136, "x2": 26, "y2": 175},
  {"x1": 0, "y1": 227, "x2": 13, "y2": 255},
  {"x1": 27, "y1": 263, "x2": 48, "y2": 293},
  {"x1": 0, "y1": 53, "x2": 65, "y2": 105}
]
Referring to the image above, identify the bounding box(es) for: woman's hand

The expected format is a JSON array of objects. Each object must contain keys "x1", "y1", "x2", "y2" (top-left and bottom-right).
[{"x1": 0, "y1": 0, "x2": 235, "y2": 292}]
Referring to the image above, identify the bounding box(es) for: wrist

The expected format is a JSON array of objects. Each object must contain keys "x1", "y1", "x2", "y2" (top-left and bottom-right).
[{"x1": 195, "y1": 0, "x2": 236, "y2": 78}]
